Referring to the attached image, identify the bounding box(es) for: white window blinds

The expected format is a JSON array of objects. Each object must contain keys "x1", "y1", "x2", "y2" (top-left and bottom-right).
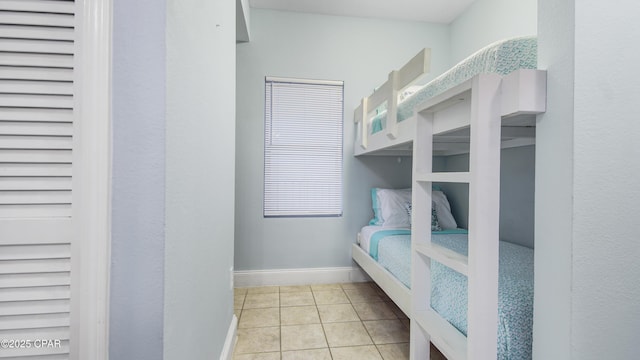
[{"x1": 264, "y1": 77, "x2": 344, "y2": 217}]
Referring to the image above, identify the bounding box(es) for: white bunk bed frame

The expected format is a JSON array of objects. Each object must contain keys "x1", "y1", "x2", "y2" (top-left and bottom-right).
[
  {"x1": 351, "y1": 49, "x2": 546, "y2": 360},
  {"x1": 353, "y1": 48, "x2": 431, "y2": 153}
]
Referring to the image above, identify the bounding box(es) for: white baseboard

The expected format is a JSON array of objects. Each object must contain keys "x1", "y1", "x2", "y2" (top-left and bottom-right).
[
  {"x1": 234, "y1": 266, "x2": 371, "y2": 288},
  {"x1": 219, "y1": 314, "x2": 237, "y2": 360}
]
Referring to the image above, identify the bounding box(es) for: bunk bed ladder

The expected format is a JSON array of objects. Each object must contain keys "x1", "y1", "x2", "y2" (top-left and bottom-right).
[{"x1": 410, "y1": 74, "x2": 502, "y2": 360}]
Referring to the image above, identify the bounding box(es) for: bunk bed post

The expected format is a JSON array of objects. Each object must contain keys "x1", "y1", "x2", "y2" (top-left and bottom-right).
[
  {"x1": 410, "y1": 110, "x2": 434, "y2": 360},
  {"x1": 386, "y1": 70, "x2": 399, "y2": 140},
  {"x1": 360, "y1": 97, "x2": 368, "y2": 149},
  {"x1": 467, "y1": 74, "x2": 502, "y2": 360}
]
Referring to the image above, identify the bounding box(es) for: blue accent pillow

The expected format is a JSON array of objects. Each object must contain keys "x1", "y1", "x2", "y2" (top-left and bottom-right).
[{"x1": 369, "y1": 188, "x2": 383, "y2": 225}]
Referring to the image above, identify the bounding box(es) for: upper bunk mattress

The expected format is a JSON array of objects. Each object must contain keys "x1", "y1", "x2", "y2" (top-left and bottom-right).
[{"x1": 371, "y1": 36, "x2": 538, "y2": 134}]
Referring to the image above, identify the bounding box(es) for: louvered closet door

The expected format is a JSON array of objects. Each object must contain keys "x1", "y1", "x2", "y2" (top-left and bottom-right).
[{"x1": 0, "y1": 1, "x2": 76, "y2": 358}]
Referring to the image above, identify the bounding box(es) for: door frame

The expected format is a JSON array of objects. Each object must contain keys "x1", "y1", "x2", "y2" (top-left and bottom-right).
[{"x1": 70, "y1": 0, "x2": 112, "y2": 359}]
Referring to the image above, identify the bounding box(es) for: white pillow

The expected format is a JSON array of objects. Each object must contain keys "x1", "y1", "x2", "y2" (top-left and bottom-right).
[
  {"x1": 371, "y1": 188, "x2": 412, "y2": 227},
  {"x1": 432, "y1": 190, "x2": 457, "y2": 230},
  {"x1": 370, "y1": 188, "x2": 458, "y2": 230}
]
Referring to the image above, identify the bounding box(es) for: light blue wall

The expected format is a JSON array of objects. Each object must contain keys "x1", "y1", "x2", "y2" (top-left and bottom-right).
[
  {"x1": 110, "y1": 1, "x2": 165, "y2": 358},
  {"x1": 163, "y1": 0, "x2": 236, "y2": 358},
  {"x1": 450, "y1": 0, "x2": 537, "y2": 63},
  {"x1": 498, "y1": 145, "x2": 535, "y2": 248},
  {"x1": 536, "y1": 1, "x2": 640, "y2": 358},
  {"x1": 434, "y1": 146, "x2": 535, "y2": 249},
  {"x1": 235, "y1": 9, "x2": 450, "y2": 271},
  {"x1": 111, "y1": 0, "x2": 236, "y2": 358},
  {"x1": 534, "y1": 0, "x2": 574, "y2": 357},
  {"x1": 572, "y1": 1, "x2": 640, "y2": 356}
]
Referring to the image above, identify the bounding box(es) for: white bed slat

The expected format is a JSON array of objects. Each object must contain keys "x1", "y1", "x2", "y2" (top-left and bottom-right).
[
  {"x1": 415, "y1": 172, "x2": 470, "y2": 184},
  {"x1": 415, "y1": 309, "x2": 467, "y2": 360},
  {"x1": 417, "y1": 86, "x2": 473, "y2": 115},
  {"x1": 433, "y1": 143, "x2": 471, "y2": 156},
  {"x1": 500, "y1": 126, "x2": 536, "y2": 139},
  {"x1": 386, "y1": 71, "x2": 400, "y2": 139},
  {"x1": 432, "y1": 135, "x2": 472, "y2": 143},
  {"x1": 351, "y1": 244, "x2": 411, "y2": 315},
  {"x1": 397, "y1": 48, "x2": 431, "y2": 90},
  {"x1": 353, "y1": 104, "x2": 362, "y2": 124},
  {"x1": 501, "y1": 137, "x2": 536, "y2": 150},
  {"x1": 414, "y1": 242, "x2": 468, "y2": 276},
  {"x1": 359, "y1": 97, "x2": 368, "y2": 149}
]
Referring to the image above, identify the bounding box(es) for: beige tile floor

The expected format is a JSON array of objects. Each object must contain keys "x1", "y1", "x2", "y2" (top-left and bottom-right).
[{"x1": 233, "y1": 282, "x2": 446, "y2": 360}]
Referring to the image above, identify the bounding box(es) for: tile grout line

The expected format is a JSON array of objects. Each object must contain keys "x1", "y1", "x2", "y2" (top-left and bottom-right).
[
  {"x1": 310, "y1": 286, "x2": 334, "y2": 360},
  {"x1": 345, "y1": 283, "x2": 387, "y2": 360},
  {"x1": 278, "y1": 287, "x2": 282, "y2": 356}
]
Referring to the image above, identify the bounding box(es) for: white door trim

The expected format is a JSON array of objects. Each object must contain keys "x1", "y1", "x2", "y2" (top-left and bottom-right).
[{"x1": 71, "y1": 0, "x2": 112, "y2": 359}]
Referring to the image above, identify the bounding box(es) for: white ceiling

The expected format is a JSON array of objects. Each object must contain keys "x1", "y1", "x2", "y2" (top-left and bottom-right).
[{"x1": 249, "y1": 0, "x2": 476, "y2": 24}]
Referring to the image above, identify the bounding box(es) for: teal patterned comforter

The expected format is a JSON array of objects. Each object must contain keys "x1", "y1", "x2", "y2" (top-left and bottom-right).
[
  {"x1": 375, "y1": 233, "x2": 534, "y2": 360},
  {"x1": 370, "y1": 36, "x2": 538, "y2": 134}
]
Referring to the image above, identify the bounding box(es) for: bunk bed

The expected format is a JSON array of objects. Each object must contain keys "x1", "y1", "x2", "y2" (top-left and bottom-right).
[{"x1": 351, "y1": 37, "x2": 546, "y2": 360}]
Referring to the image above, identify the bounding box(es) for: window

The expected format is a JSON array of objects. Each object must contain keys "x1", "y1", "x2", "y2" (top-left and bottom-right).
[{"x1": 264, "y1": 77, "x2": 344, "y2": 217}]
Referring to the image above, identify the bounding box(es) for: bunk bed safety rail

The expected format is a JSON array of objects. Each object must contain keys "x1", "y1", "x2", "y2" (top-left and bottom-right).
[{"x1": 354, "y1": 48, "x2": 431, "y2": 150}]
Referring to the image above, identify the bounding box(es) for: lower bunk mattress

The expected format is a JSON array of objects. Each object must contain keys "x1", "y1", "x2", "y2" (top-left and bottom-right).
[{"x1": 358, "y1": 226, "x2": 534, "y2": 360}]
